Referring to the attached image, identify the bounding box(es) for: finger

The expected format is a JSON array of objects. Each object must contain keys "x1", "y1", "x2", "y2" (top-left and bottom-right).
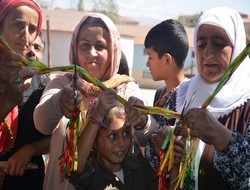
[
  {"x1": 7, "y1": 165, "x2": 15, "y2": 176},
  {"x1": 18, "y1": 67, "x2": 36, "y2": 81},
  {"x1": 19, "y1": 167, "x2": 25, "y2": 176}
]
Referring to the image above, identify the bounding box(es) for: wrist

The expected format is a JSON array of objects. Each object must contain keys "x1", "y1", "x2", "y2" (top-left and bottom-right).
[
  {"x1": 134, "y1": 115, "x2": 148, "y2": 130},
  {"x1": 89, "y1": 117, "x2": 106, "y2": 128},
  {"x1": 214, "y1": 127, "x2": 232, "y2": 151}
]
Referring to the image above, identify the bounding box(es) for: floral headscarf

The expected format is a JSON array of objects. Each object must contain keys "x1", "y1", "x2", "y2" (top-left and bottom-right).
[
  {"x1": 69, "y1": 12, "x2": 121, "y2": 81},
  {"x1": 0, "y1": 0, "x2": 43, "y2": 37}
]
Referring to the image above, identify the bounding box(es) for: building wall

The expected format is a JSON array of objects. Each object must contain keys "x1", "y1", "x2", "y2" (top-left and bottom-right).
[
  {"x1": 41, "y1": 30, "x2": 72, "y2": 67},
  {"x1": 131, "y1": 44, "x2": 196, "y2": 89},
  {"x1": 41, "y1": 30, "x2": 135, "y2": 70}
]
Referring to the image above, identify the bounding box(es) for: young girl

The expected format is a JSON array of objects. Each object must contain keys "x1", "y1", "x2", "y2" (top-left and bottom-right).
[{"x1": 70, "y1": 88, "x2": 158, "y2": 190}]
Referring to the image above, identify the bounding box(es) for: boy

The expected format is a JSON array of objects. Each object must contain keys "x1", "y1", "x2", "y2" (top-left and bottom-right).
[{"x1": 134, "y1": 19, "x2": 189, "y2": 171}]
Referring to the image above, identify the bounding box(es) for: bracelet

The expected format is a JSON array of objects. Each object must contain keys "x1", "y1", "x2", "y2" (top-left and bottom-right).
[
  {"x1": 89, "y1": 117, "x2": 106, "y2": 128},
  {"x1": 134, "y1": 125, "x2": 145, "y2": 130}
]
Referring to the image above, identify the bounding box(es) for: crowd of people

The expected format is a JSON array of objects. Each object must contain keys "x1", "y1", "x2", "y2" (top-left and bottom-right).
[{"x1": 0, "y1": 0, "x2": 249, "y2": 190}]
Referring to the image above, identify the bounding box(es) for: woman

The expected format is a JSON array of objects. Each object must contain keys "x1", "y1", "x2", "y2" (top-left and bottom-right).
[
  {"x1": 172, "y1": 7, "x2": 250, "y2": 190},
  {"x1": 34, "y1": 13, "x2": 150, "y2": 190},
  {"x1": 0, "y1": 1, "x2": 50, "y2": 190}
]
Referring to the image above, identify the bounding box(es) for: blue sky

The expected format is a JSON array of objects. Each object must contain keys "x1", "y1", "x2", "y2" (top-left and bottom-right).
[{"x1": 49, "y1": 0, "x2": 250, "y2": 25}]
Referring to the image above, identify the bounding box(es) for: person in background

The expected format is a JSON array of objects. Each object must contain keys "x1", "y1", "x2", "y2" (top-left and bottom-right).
[
  {"x1": 154, "y1": 7, "x2": 250, "y2": 190},
  {"x1": 70, "y1": 89, "x2": 158, "y2": 189},
  {"x1": 133, "y1": 19, "x2": 189, "y2": 171},
  {"x1": 0, "y1": 1, "x2": 50, "y2": 189},
  {"x1": 34, "y1": 13, "x2": 153, "y2": 190},
  {"x1": 24, "y1": 31, "x2": 51, "y2": 173},
  {"x1": 118, "y1": 51, "x2": 130, "y2": 76}
]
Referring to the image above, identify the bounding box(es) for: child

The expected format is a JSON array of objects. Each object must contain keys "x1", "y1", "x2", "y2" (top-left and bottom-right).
[
  {"x1": 69, "y1": 88, "x2": 158, "y2": 190},
  {"x1": 134, "y1": 19, "x2": 189, "y2": 170}
]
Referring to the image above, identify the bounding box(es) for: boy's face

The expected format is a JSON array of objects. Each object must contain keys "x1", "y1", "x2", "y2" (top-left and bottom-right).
[
  {"x1": 97, "y1": 117, "x2": 131, "y2": 172},
  {"x1": 146, "y1": 47, "x2": 167, "y2": 81}
]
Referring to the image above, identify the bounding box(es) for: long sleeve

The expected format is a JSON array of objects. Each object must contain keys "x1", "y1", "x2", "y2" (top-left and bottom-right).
[
  {"x1": 214, "y1": 124, "x2": 250, "y2": 189},
  {"x1": 34, "y1": 75, "x2": 69, "y2": 135}
]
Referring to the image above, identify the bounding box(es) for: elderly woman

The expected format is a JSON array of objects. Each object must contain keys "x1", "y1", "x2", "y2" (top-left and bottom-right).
[
  {"x1": 0, "y1": 1, "x2": 50, "y2": 190},
  {"x1": 153, "y1": 6, "x2": 250, "y2": 190},
  {"x1": 167, "y1": 7, "x2": 250, "y2": 190},
  {"x1": 34, "y1": 13, "x2": 152, "y2": 190}
]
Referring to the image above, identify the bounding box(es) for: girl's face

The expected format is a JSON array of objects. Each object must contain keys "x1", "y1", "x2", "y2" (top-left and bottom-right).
[
  {"x1": 97, "y1": 117, "x2": 131, "y2": 172},
  {"x1": 77, "y1": 23, "x2": 111, "y2": 81},
  {"x1": 0, "y1": 6, "x2": 39, "y2": 55},
  {"x1": 196, "y1": 24, "x2": 233, "y2": 84}
]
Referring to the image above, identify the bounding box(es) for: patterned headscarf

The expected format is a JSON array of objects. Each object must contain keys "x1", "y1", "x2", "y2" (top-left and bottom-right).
[
  {"x1": 0, "y1": 0, "x2": 42, "y2": 37},
  {"x1": 177, "y1": 7, "x2": 250, "y2": 119},
  {"x1": 69, "y1": 12, "x2": 121, "y2": 81}
]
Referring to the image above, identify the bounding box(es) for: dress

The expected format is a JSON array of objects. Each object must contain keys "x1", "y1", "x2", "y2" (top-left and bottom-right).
[
  {"x1": 34, "y1": 74, "x2": 148, "y2": 190},
  {"x1": 0, "y1": 75, "x2": 50, "y2": 190},
  {"x1": 69, "y1": 154, "x2": 158, "y2": 190}
]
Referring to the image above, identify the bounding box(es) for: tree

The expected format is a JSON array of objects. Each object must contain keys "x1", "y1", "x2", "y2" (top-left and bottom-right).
[
  {"x1": 77, "y1": 0, "x2": 84, "y2": 11},
  {"x1": 178, "y1": 12, "x2": 202, "y2": 27},
  {"x1": 91, "y1": 0, "x2": 120, "y2": 24}
]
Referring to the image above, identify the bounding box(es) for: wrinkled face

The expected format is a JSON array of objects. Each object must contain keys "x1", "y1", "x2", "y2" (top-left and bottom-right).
[
  {"x1": 0, "y1": 6, "x2": 39, "y2": 55},
  {"x1": 196, "y1": 24, "x2": 233, "y2": 84},
  {"x1": 97, "y1": 117, "x2": 131, "y2": 172},
  {"x1": 25, "y1": 35, "x2": 44, "y2": 62},
  {"x1": 77, "y1": 23, "x2": 111, "y2": 81},
  {"x1": 146, "y1": 47, "x2": 166, "y2": 81}
]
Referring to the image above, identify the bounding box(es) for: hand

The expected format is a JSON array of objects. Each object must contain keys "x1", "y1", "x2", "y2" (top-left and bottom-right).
[
  {"x1": 182, "y1": 108, "x2": 232, "y2": 151},
  {"x1": 153, "y1": 126, "x2": 172, "y2": 156},
  {"x1": 5, "y1": 144, "x2": 35, "y2": 176},
  {"x1": 0, "y1": 66, "x2": 35, "y2": 109},
  {"x1": 0, "y1": 53, "x2": 21, "y2": 83},
  {"x1": 173, "y1": 137, "x2": 185, "y2": 165},
  {"x1": 92, "y1": 88, "x2": 117, "y2": 119},
  {"x1": 60, "y1": 85, "x2": 81, "y2": 118},
  {"x1": 125, "y1": 96, "x2": 148, "y2": 128}
]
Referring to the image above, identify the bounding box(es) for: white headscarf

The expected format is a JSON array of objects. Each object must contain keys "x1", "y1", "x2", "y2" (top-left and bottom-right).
[{"x1": 177, "y1": 7, "x2": 250, "y2": 119}]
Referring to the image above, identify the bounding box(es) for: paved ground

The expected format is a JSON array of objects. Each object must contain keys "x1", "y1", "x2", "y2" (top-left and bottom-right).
[{"x1": 141, "y1": 88, "x2": 156, "y2": 106}]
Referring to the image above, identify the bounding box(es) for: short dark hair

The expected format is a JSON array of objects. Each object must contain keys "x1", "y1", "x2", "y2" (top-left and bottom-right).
[{"x1": 144, "y1": 19, "x2": 189, "y2": 68}]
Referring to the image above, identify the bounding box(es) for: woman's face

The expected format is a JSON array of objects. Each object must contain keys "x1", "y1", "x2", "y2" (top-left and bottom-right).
[
  {"x1": 97, "y1": 117, "x2": 131, "y2": 172},
  {"x1": 0, "y1": 6, "x2": 39, "y2": 55},
  {"x1": 77, "y1": 23, "x2": 111, "y2": 81},
  {"x1": 196, "y1": 24, "x2": 233, "y2": 84}
]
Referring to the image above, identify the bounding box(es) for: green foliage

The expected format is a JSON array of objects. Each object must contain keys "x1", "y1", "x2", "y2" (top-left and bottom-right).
[
  {"x1": 91, "y1": 0, "x2": 120, "y2": 24},
  {"x1": 77, "y1": 0, "x2": 84, "y2": 11},
  {"x1": 178, "y1": 12, "x2": 203, "y2": 27}
]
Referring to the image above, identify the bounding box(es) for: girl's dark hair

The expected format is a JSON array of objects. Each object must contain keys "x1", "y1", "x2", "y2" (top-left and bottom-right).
[{"x1": 103, "y1": 102, "x2": 125, "y2": 128}]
